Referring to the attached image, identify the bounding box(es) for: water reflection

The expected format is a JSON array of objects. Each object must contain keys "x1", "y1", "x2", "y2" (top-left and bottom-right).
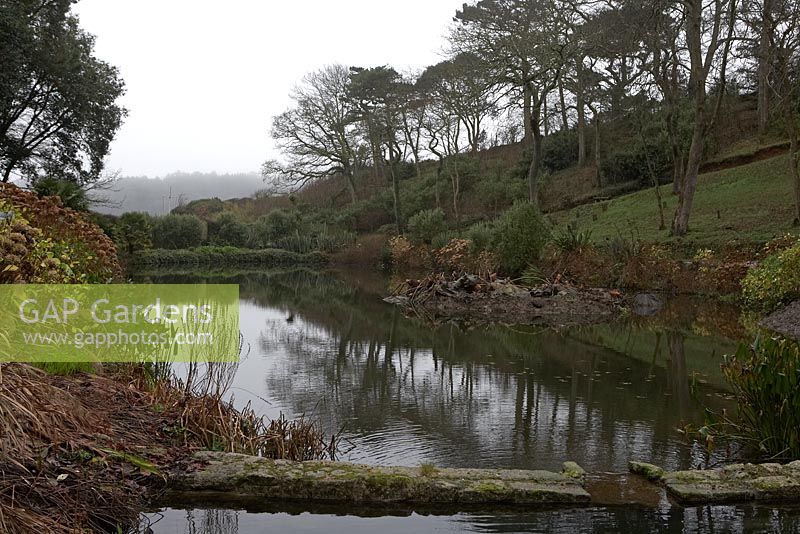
[
  {"x1": 131, "y1": 269, "x2": 775, "y2": 533},
  {"x1": 144, "y1": 505, "x2": 800, "y2": 534},
  {"x1": 135, "y1": 269, "x2": 740, "y2": 473}
]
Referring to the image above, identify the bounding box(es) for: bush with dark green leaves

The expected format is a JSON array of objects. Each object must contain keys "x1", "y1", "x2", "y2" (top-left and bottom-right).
[
  {"x1": 216, "y1": 219, "x2": 250, "y2": 248},
  {"x1": 113, "y1": 212, "x2": 152, "y2": 255},
  {"x1": 263, "y1": 209, "x2": 300, "y2": 241},
  {"x1": 492, "y1": 202, "x2": 550, "y2": 274},
  {"x1": 33, "y1": 177, "x2": 89, "y2": 211},
  {"x1": 247, "y1": 209, "x2": 303, "y2": 248},
  {"x1": 465, "y1": 221, "x2": 496, "y2": 253},
  {"x1": 541, "y1": 130, "x2": 578, "y2": 172},
  {"x1": 151, "y1": 214, "x2": 206, "y2": 249},
  {"x1": 599, "y1": 142, "x2": 670, "y2": 186},
  {"x1": 407, "y1": 208, "x2": 447, "y2": 244},
  {"x1": 207, "y1": 213, "x2": 249, "y2": 247},
  {"x1": 475, "y1": 172, "x2": 526, "y2": 215}
]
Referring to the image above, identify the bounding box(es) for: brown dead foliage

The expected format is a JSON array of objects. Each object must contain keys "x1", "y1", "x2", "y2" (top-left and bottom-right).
[{"x1": 0, "y1": 363, "x2": 340, "y2": 533}]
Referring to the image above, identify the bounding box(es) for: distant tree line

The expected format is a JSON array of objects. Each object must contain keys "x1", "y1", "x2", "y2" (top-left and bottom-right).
[
  {"x1": 105, "y1": 209, "x2": 355, "y2": 256},
  {"x1": 266, "y1": 0, "x2": 800, "y2": 234}
]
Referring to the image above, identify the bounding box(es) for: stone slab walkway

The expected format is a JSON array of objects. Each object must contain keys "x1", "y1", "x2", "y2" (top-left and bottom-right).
[
  {"x1": 630, "y1": 461, "x2": 800, "y2": 504},
  {"x1": 170, "y1": 452, "x2": 591, "y2": 506}
]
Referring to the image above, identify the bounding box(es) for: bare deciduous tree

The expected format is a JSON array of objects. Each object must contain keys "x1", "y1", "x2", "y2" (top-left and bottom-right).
[{"x1": 268, "y1": 65, "x2": 363, "y2": 204}]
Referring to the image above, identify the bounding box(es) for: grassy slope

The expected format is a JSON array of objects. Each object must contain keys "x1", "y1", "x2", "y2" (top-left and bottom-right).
[{"x1": 551, "y1": 154, "x2": 796, "y2": 248}]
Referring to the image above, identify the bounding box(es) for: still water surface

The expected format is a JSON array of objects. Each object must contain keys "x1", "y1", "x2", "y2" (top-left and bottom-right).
[{"x1": 135, "y1": 269, "x2": 800, "y2": 533}]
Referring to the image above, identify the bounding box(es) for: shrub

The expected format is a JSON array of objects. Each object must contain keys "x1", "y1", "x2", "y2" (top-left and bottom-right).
[
  {"x1": 430, "y1": 230, "x2": 460, "y2": 250},
  {"x1": 0, "y1": 184, "x2": 121, "y2": 283},
  {"x1": 32, "y1": 177, "x2": 89, "y2": 212},
  {"x1": 465, "y1": 221, "x2": 495, "y2": 253},
  {"x1": 475, "y1": 174, "x2": 526, "y2": 216},
  {"x1": 742, "y1": 240, "x2": 800, "y2": 312},
  {"x1": 261, "y1": 209, "x2": 301, "y2": 242},
  {"x1": 722, "y1": 337, "x2": 800, "y2": 459},
  {"x1": 113, "y1": 212, "x2": 152, "y2": 255},
  {"x1": 434, "y1": 238, "x2": 499, "y2": 276},
  {"x1": 151, "y1": 214, "x2": 205, "y2": 249},
  {"x1": 407, "y1": 208, "x2": 447, "y2": 245},
  {"x1": 616, "y1": 243, "x2": 678, "y2": 291},
  {"x1": 90, "y1": 212, "x2": 116, "y2": 237},
  {"x1": 388, "y1": 235, "x2": 429, "y2": 271},
  {"x1": 492, "y1": 202, "x2": 550, "y2": 274},
  {"x1": 598, "y1": 142, "x2": 670, "y2": 186},
  {"x1": 553, "y1": 224, "x2": 593, "y2": 253},
  {"x1": 216, "y1": 220, "x2": 249, "y2": 247},
  {"x1": 173, "y1": 197, "x2": 225, "y2": 219},
  {"x1": 541, "y1": 129, "x2": 578, "y2": 172},
  {"x1": 434, "y1": 238, "x2": 472, "y2": 272}
]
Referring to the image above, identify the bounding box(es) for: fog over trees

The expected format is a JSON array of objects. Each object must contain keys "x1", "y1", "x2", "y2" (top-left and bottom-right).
[{"x1": 96, "y1": 172, "x2": 265, "y2": 215}]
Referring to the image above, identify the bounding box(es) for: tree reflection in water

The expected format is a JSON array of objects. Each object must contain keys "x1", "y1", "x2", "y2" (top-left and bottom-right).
[
  {"x1": 135, "y1": 269, "x2": 740, "y2": 473},
  {"x1": 134, "y1": 270, "x2": 794, "y2": 534}
]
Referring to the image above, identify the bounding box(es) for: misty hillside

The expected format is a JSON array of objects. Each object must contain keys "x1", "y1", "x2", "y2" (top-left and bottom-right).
[{"x1": 96, "y1": 172, "x2": 265, "y2": 215}]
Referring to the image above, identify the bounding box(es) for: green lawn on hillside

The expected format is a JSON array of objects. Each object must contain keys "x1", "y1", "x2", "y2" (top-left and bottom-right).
[{"x1": 551, "y1": 155, "x2": 797, "y2": 248}]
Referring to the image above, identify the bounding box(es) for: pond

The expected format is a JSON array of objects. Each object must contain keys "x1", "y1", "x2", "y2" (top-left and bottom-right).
[{"x1": 133, "y1": 269, "x2": 800, "y2": 533}]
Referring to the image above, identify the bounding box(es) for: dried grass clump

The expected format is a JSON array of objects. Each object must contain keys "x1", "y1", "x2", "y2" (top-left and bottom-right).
[
  {"x1": 0, "y1": 364, "x2": 97, "y2": 465},
  {"x1": 152, "y1": 362, "x2": 338, "y2": 461},
  {"x1": 0, "y1": 364, "x2": 145, "y2": 534},
  {"x1": 0, "y1": 360, "x2": 341, "y2": 532}
]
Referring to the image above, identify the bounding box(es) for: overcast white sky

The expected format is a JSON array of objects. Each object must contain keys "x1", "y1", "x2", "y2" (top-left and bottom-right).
[{"x1": 73, "y1": 0, "x2": 465, "y2": 178}]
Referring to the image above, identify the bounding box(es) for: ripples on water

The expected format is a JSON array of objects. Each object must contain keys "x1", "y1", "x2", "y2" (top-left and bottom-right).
[{"x1": 132, "y1": 269, "x2": 777, "y2": 533}]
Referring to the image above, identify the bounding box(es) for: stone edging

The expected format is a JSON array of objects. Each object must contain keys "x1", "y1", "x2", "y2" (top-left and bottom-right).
[
  {"x1": 169, "y1": 452, "x2": 591, "y2": 506},
  {"x1": 630, "y1": 460, "x2": 800, "y2": 504}
]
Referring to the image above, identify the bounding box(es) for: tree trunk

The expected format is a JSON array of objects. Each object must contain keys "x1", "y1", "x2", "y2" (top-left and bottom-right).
[
  {"x1": 450, "y1": 158, "x2": 461, "y2": 228},
  {"x1": 390, "y1": 159, "x2": 402, "y2": 234},
  {"x1": 435, "y1": 157, "x2": 442, "y2": 209},
  {"x1": 790, "y1": 124, "x2": 800, "y2": 225},
  {"x1": 672, "y1": 115, "x2": 705, "y2": 236},
  {"x1": 543, "y1": 97, "x2": 550, "y2": 137},
  {"x1": 575, "y1": 60, "x2": 587, "y2": 167},
  {"x1": 671, "y1": 0, "x2": 737, "y2": 234},
  {"x1": 672, "y1": 153, "x2": 684, "y2": 195},
  {"x1": 345, "y1": 172, "x2": 357, "y2": 204},
  {"x1": 527, "y1": 103, "x2": 543, "y2": 208},
  {"x1": 1, "y1": 165, "x2": 12, "y2": 183},
  {"x1": 523, "y1": 84, "x2": 533, "y2": 149},
  {"x1": 594, "y1": 113, "x2": 602, "y2": 188},
  {"x1": 558, "y1": 78, "x2": 569, "y2": 132},
  {"x1": 758, "y1": 0, "x2": 774, "y2": 137},
  {"x1": 469, "y1": 117, "x2": 480, "y2": 154},
  {"x1": 666, "y1": 95, "x2": 683, "y2": 195},
  {"x1": 577, "y1": 93, "x2": 587, "y2": 167}
]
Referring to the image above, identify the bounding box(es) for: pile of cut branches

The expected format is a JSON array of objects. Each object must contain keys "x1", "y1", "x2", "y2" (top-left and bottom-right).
[{"x1": 387, "y1": 274, "x2": 624, "y2": 328}]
